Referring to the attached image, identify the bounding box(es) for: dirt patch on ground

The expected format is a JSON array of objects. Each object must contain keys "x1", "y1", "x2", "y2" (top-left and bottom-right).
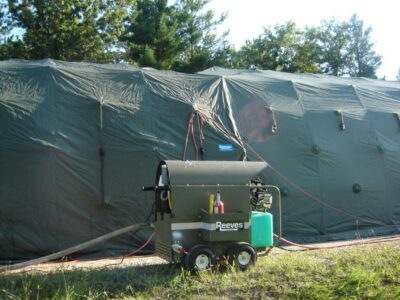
[{"x1": 5, "y1": 255, "x2": 169, "y2": 274}]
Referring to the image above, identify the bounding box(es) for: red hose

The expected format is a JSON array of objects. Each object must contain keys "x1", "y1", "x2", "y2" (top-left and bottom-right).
[{"x1": 274, "y1": 233, "x2": 400, "y2": 251}]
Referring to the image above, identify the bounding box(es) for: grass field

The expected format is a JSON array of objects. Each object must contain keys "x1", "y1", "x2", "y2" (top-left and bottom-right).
[{"x1": 1, "y1": 241, "x2": 400, "y2": 299}]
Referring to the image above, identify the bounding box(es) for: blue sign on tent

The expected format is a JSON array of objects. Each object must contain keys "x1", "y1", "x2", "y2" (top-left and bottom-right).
[{"x1": 218, "y1": 144, "x2": 235, "y2": 152}]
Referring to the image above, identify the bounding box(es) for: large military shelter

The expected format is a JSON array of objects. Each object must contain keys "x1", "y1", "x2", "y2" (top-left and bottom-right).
[{"x1": 1, "y1": 59, "x2": 400, "y2": 260}]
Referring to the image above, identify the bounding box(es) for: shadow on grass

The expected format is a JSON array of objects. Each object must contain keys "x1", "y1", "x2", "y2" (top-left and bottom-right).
[{"x1": 0, "y1": 262, "x2": 182, "y2": 299}]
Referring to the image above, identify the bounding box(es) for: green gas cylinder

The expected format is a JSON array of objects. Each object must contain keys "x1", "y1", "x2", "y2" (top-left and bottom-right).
[{"x1": 251, "y1": 211, "x2": 273, "y2": 248}]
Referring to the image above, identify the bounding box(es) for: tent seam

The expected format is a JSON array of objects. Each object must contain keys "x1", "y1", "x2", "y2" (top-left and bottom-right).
[{"x1": 289, "y1": 80, "x2": 326, "y2": 234}]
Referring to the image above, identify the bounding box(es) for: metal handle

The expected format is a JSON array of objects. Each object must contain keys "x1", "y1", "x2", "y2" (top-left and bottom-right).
[
  {"x1": 142, "y1": 186, "x2": 155, "y2": 191},
  {"x1": 142, "y1": 185, "x2": 170, "y2": 192}
]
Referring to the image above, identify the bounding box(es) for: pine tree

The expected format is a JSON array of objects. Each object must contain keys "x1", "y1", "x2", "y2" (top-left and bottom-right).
[
  {"x1": 172, "y1": 0, "x2": 228, "y2": 73},
  {"x1": 346, "y1": 14, "x2": 381, "y2": 78},
  {"x1": 304, "y1": 14, "x2": 381, "y2": 78},
  {"x1": 124, "y1": 0, "x2": 180, "y2": 69},
  {"x1": 6, "y1": 0, "x2": 134, "y2": 62},
  {"x1": 311, "y1": 19, "x2": 351, "y2": 76}
]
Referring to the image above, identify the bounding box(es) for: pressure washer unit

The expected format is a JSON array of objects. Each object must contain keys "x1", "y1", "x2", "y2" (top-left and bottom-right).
[{"x1": 142, "y1": 160, "x2": 280, "y2": 271}]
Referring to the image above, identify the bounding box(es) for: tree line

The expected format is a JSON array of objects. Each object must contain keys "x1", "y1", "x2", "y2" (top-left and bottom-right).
[{"x1": 0, "y1": 0, "x2": 389, "y2": 78}]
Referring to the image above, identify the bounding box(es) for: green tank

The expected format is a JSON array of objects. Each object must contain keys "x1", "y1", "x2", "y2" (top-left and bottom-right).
[{"x1": 251, "y1": 211, "x2": 273, "y2": 248}]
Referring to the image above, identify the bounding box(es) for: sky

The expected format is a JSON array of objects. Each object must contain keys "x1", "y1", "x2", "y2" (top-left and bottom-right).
[{"x1": 206, "y1": 0, "x2": 400, "y2": 80}]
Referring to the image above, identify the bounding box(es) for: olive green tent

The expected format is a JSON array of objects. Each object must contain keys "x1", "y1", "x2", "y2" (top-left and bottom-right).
[{"x1": 1, "y1": 60, "x2": 400, "y2": 260}]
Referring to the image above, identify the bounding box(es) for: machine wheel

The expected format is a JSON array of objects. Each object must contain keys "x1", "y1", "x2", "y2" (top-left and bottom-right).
[
  {"x1": 183, "y1": 245, "x2": 216, "y2": 272},
  {"x1": 228, "y1": 243, "x2": 257, "y2": 271}
]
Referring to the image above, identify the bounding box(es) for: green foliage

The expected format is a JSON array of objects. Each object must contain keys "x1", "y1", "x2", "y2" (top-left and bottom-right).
[
  {"x1": 1, "y1": 242, "x2": 400, "y2": 299},
  {"x1": 123, "y1": 0, "x2": 228, "y2": 72},
  {"x1": 0, "y1": 38, "x2": 28, "y2": 59},
  {"x1": 5, "y1": 0, "x2": 135, "y2": 62},
  {"x1": 208, "y1": 41, "x2": 237, "y2": 69},
  {"x1": 0, "y1": 1, "x2": 383, "y2": 77},
  {"x1": 311, "y1": 14, "x2": 381, "y2": 78},
  {"x1": 311, "y1": 19, "x2": 351, "y2": 76},
  {"x1": 233, "y1": 14, "x2": 381, "y2": 78},
  {"x1": 235, "y1": 22, "x2": 322, "y2": 73},
  {"x1": 124, "y1": 0, "x2": 180, "y2": 69},
  {"x1": 171, "y1": 0, "x2": 229, "y2": 73},
  {"x1": 346, "y1": 14, "x2": 382, "y2": 78},
  {"x1": 0, "y1": 2, "x2": 5, "y2": 39},
  {"x1": 0, "y1": 0, "x2": 27, "y2": 59}
]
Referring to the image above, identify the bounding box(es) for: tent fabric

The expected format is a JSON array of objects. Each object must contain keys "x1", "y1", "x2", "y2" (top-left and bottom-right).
[{"x1": 1, "y1": 60, "x2": 400, "y2": 260}]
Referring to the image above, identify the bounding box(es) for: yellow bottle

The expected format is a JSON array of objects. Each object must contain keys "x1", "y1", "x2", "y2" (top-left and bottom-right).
[{"x1": 209, "y1": 194, "x2": 215, "y2": 214}]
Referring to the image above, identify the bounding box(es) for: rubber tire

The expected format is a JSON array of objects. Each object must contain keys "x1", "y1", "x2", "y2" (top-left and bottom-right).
[
  {"x1": 183, "y1": 245, "x2": 216, "y2": 272},
  {"x1": 227, "y1": 243, "x2": 257, "y2": 271}
]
